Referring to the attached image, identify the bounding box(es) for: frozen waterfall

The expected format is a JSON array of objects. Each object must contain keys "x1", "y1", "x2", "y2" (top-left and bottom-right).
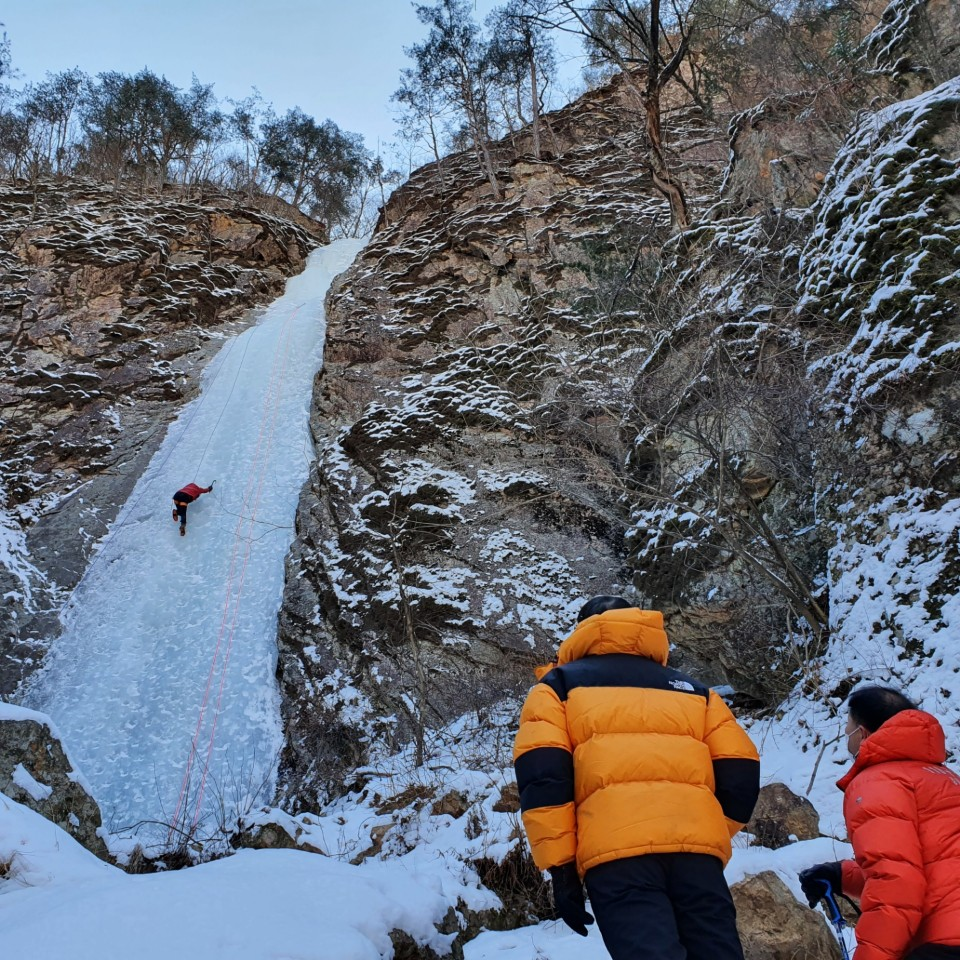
[{"x1": 24, "y1": 239, "x2": 364, "y2": 850}]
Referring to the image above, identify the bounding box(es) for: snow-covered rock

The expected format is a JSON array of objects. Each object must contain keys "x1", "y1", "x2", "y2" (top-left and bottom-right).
[{"x1": 0, "y1": 701, "x2": 108, "y2": 860}]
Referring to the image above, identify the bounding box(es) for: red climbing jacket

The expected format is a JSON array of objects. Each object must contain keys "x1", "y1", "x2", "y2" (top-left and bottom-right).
[
  {"x1": 837, "y1": 709, "x2": 960, "y2": 960},
  {"x1": 174, "y1": 483, "x2": 211, "y2": 502}
]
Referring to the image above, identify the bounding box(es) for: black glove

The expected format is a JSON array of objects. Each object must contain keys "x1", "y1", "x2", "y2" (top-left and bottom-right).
[
  {"x1": 798, "y1": 861, "x2": 843, "y2": 907},
  {"x1": 549, "y1": 862, "x2": 595, "y2": 937}
]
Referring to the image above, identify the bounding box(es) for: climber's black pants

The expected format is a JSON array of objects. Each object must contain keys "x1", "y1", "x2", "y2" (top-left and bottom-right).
[
  {"x1": 585, "y1": 852, "x2": 745, "y2": 960},
  {"x1": 907, "y1": 947, "x2": 960, "y2": 959},
  {"x1": 173, "y1": 498, "x2": 190, "y2": 524}
]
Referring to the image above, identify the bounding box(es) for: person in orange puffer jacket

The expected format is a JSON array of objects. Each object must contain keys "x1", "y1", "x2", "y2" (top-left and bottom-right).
[
  {"x1": 799, "y1": 686, "x2": 960, "y2": 960},
  {"x1": 514, "y1": 596, "x2": 760, "y2": 960}
]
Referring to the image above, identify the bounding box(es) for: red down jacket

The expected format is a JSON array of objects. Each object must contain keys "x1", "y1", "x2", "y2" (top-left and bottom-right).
[
  {"x1": 837, "y1": 709, "x2": 960, "y2": 960},
  {"x1": 174, "y1": 483, "x2": 211, "y2": 501}
]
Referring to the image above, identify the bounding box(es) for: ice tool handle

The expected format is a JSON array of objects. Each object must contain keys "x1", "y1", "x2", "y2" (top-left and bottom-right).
[{"x1": 821, "y1": 881, "x2": 851, "y2": 960}]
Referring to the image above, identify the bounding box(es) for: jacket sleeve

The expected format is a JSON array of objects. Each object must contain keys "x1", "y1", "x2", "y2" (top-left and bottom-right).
[
  {"x1": 847, "y1": 778, "x2": 925, "y2": 960},
  {"x1": 841, "y1": 858, "x2": 865, "y2": 898},
  {"x1": 513, "y1": 680, "x2": 577, "y2": 871},
  {"x1": 703, "y1": 690, "x2": 760, "y2": 836}
]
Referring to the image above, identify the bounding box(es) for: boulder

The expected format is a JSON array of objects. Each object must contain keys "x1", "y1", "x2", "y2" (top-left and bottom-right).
[
  {"x1": 230, "y1": 807, "x2": 325, "y2": 854},
  {"x1": 350, "y1": 823, "x2": 393, "y2": 865},
  {"x1": 734, "y1": 871, "x2": 843, "y2": 960},
  {"x1": 492, "y1": 782, "x2": 520, "y2": 813},
  {"x1": 432, "y1": 789, "x2": 470, "y2": 819},
  {"x1": 746, "y1": 783, "x2": 821, "y2": 849}
]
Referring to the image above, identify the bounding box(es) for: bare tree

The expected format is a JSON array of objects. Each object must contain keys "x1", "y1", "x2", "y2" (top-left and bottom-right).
[
  {"x1": 530, "y1": 0, "x2": 695, "y2": 229},
  {"x1": 0, "y1": 25, "x2": 10, "y2": 82},
  {"x1": 400, "y1": 0, "x2": 504, "y2": 199},
  {"x1": 21, "y1": 69, "x2": 88, "y2": 175},
  {"x1": 487, "y1": 0, "x2": 558, "y2": 159},
  {"x1": 226, "y1": 90, "x2": 270, "y2": 199},
  {"x1": 393, "y1": 65, "x2": 455, "y2": 190}
]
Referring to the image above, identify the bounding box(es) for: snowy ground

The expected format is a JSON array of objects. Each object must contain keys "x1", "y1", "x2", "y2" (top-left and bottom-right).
[
  {"x1": 1, "y1": 706, "x2": 856, "y2": 960},
  {"x1": 0, "y1": 793, "x2": 451, "y2": 960},
  {"x1": 21, "y1": 239, "x2": 365, "y2": 852}
]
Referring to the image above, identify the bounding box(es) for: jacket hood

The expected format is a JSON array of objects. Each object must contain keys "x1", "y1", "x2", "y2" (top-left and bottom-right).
[
  {"x1": 555, "y1": 608, "x2": 669, "y2": 666},
  {"x1": 837, "y1": 709, "x2": 946, "y2": 791}
]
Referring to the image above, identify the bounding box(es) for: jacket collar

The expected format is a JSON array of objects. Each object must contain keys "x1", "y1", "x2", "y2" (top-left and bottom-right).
[
  {"x1": 555, "y1": 608, "x2": 669, "y2": 666},
  {"x1": 837, "y1": 709, "x2": 946, "y2": 791}
]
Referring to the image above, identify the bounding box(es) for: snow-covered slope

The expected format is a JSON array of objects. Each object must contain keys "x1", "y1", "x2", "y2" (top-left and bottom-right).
[{"x1": 0, "y1": 792, "x2": 451, "y2": 960}]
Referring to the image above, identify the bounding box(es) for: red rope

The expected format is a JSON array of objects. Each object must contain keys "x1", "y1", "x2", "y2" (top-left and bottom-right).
[{"x1": 167, "y1": 304, "x2": 301, "y2": 846}]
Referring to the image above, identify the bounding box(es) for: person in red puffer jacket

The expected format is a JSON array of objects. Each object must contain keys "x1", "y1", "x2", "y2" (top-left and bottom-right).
[
  {"x1": 171, "y1": 481, "x2": 214, "y2": 536},
  {"x1": 799, "y1": 686, "x2": 960, "y2": 960}
]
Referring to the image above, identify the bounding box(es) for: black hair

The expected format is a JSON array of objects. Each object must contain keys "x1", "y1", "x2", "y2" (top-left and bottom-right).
[
  {"x1": 576, "y1": 595, "x2": 633, "y2": 623},
  {"x1": 848, "y1": 685, "x2": 918, "y2": 733}
]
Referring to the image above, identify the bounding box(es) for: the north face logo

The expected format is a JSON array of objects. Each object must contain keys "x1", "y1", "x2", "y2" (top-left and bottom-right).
[{"x1": 669, "y1": 679, "x2": 695, "y2": 692}]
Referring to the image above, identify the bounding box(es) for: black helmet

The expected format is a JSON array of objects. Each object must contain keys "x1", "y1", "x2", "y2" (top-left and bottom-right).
[{"x1": 576, "y1": 595, "x2": 633, "y2": 623}]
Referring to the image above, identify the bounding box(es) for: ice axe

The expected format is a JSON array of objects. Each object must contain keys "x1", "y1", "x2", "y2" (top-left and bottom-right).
[{"x1": 820, "y1": 880, "x2": 852, "y2": 960}]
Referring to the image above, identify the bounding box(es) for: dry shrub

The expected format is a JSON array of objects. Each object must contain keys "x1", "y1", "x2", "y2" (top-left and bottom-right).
[{"x1": 472, "y1": 842, "x2": 554, "y2": 927}]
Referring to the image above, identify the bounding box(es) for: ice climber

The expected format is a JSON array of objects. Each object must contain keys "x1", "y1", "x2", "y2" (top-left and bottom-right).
[
  {"x1": 513, "y1": 595, "x2": 760, "y2": 960},
  {"x1": 799, "y1": 685, "x2": 960, "y2": 960},
  {"x1": 171, "y1": 481, "x2": 214, "y2": 536}
]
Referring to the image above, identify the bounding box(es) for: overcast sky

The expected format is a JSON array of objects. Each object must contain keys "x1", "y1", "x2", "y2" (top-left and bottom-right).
[{"x1": 4, "y1": 1, "x2": 586, "y2": 162}]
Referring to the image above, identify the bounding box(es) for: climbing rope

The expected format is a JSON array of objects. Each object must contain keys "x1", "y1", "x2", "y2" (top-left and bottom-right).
[{"x1": 193, "y1": 330, "x2": 254, "y2": 482}]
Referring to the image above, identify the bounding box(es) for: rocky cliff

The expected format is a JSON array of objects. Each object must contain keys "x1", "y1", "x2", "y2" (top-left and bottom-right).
[
  {"x1": 276, "y1": 43, "x2": 960, "y2": 804},
  {"x1": 273, "y1": 75, "x2": 734, "y2": 802},
  {"x1": 0, "y1": 702, "x2": 109, "y2": 860},
  {"x1": 0, "y1": 180, "x2": 324, "y2": 694}
]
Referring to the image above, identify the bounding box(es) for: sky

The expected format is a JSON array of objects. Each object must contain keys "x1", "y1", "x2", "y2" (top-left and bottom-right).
[{"x1": 3, "y1": 0, "x2": 586, "y2": 164}]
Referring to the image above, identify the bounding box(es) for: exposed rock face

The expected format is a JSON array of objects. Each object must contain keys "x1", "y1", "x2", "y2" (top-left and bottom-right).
[
  {"x1": 798, "y1": 78, "x2": 960, "y2": 422},
  {"x1": 796, "y1": 77, "x2": 960, "y2": 726},
  {"x1": 0, "y1": 179, "x2": 323, "y2": 694},
  {"x1": 733, "y1": 871, "x2": 843, "y2": 960},
  {"x1": 746, "y1": 783, "x2": 821, "y2": 849},
  {"x1": 722, "y1": 94, "x2": 837, "y2": 213},
  {"x1": 0, "y1": 703, "x2": 109, "y2": 860},
  {"x1": 864, "y1": 0, "x2": 960, "y2": 89},
  {"x1": 600, "y1": 78, "x2": 960, "y2": 705}
]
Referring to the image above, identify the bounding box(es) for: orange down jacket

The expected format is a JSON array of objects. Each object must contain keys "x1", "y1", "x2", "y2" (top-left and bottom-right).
[
  {"x1": 513, "y1": 608, "x2": 760, "y2": 875},
  {"x1": 837, "y1": 709, "x2": 960, "y2": 960}
]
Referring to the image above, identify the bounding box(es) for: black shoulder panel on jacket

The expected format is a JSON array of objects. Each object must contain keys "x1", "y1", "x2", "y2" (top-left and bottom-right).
[{"x1": 540, "y1": 653, "x2": 710, "y2": 703}]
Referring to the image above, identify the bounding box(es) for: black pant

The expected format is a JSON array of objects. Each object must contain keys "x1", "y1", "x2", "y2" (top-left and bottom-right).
[
  {"x1": 173, "y1": 498, "x2": 190, "y2": 524},
  {"x1": 584, "y1": 853, "x2": 744, "y2": 960},
  {"x1": 907, "y1": 948, "x2": 960, "y2": 959}
]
